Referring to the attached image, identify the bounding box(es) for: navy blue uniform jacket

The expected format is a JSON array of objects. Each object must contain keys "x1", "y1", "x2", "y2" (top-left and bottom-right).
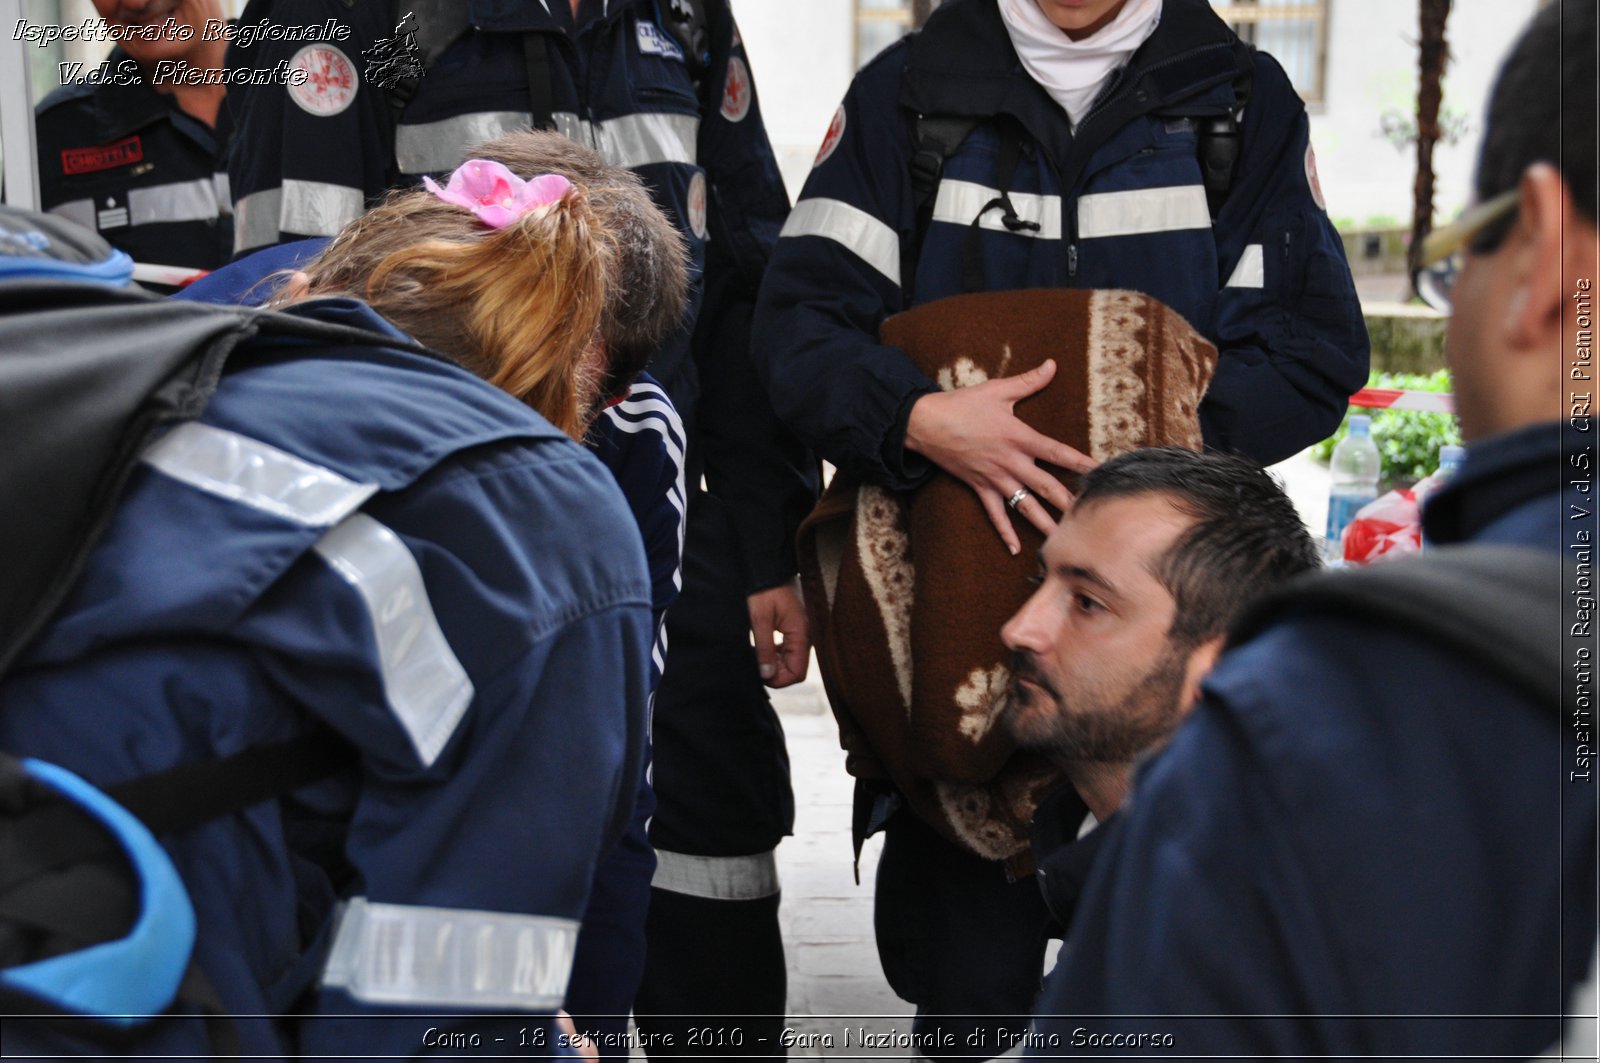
[{"x1": 754, "y1": 0, "x2": 1370, "y2": 486}]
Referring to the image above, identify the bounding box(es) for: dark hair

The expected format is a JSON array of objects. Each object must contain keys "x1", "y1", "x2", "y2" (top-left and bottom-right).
[
  {"x1": 474, "y1": 130, "x2": 691, "y2": 397},
  {"x1": 1075, "y1": 447, "x2": 1320, "y2": 646},
  {"x1": 1474, "y1": 0, "x2": 1597, "y2": 250}
]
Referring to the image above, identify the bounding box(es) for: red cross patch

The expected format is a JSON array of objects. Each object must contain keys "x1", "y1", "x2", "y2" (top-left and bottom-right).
[
  {"x1": 288, "y1": 45, "x2": 359, "y2": 117},
  {"x1": 720, "y1": 57, "x2": 751, "y2": 123}
]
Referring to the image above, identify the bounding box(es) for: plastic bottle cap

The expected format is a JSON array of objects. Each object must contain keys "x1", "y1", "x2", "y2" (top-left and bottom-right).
[
  {"x1": 1347, "y1": 414, "x2": 1372, "y2": 437},
  {"x1": 1439, "y1": 444, "x2": 1465, "y2": 463}
]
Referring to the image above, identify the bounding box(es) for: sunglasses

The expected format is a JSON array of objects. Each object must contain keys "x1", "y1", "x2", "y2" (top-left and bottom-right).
[{"x1": 1409, "y1": 188, "x2": 1519, "y2": 314}]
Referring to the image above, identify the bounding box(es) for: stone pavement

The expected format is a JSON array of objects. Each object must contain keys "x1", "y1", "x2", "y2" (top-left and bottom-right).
[{"x1": 768, "y1": 678, "x2": 910, "y2": 1054}]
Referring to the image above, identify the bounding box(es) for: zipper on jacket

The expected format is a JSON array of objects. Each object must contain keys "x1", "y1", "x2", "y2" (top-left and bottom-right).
[{"x1": 1062, "y1": 42, "x2": 1233, "y2": 282}]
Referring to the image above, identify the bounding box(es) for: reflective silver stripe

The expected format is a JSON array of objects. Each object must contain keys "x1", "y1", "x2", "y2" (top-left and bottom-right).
[
  {"x1": 652, "y1": 848, "x2": 780, "y2": 900},
  {"x1": 932, "y1": 180, "x2": 1061, "y2": 239},
  {"x1": 143, "y1": 422, "x2": 377, "y2": 527},
  {"x1": 234, "y1": 180, "x2": 365, "y2": 252},
  {"x1": 313, "y1": 514, "x2": 474, "y2": 767},
  {"x1": 1077, "y1": 184, "x2": 1211, "y2": 239},
  {"x1": 213, "y1": 171, "x2": 233, "y2": 216},
  {"x1": 550, "y1": 110, "x2": 699, "y2": 170},
  {"x1": 594, "y1": 112, "x2": 699, "y2": 169},
  {"x1": 322, "y1": 897, "x2": 578, "y2": 1010},
  {"x1": 47, "y1": 198, "x2": 96, "y2": 232},
  {"x1": 395, "y1": 111, "x2": 532, "y2": 175},
  {"x1": 780, "y1": 197, "x2": 901, "y2": 288},
  {"x1": 128, "y1": 178, "x2": 222, "y2": 226},
  {"x1": 1225, "y1": 242, "x2": 1265, "y2": 289}
]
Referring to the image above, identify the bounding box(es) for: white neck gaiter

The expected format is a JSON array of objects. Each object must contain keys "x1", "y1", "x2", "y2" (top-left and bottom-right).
[{"x1": 999, "y1": 0, "x2": 1163, "y2": 129}]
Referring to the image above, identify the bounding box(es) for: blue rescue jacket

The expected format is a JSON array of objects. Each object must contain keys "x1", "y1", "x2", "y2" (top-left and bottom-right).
[
  {"x1": 0, "y1": 299, "x2": 652, "y2": 1058},
  {"x1": 1031, "y1": 421, "x2": 1598, "y2": 1057},
  {"x1": 754, "y1": 0, "x2": 1370, "y2": 486}
]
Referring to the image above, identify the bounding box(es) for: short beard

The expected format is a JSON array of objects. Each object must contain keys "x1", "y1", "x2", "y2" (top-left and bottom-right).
[{"x1": 1004, "y1": 647, "x2": 1190, "y2": 765}]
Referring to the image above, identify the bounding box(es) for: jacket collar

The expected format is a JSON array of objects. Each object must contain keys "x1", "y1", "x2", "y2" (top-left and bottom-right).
[
  {"x1": 78, "y1": 48, "x2": 175, "y2": 142},
  {"x1": 1422, "y1": 421, "x2": 1571, "y2": 546},
  {"x1": 902, "y1": 0, "x2": 1243, "y2": 175}
]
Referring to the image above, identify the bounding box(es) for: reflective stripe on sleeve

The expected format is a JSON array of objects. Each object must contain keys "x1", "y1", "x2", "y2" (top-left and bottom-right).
[
  {"x1": 143, "y1": 424, "x2": 473, "y2": 766},
  {"x1": 1077, "y1": 184, "x2": 1210, "y2": 239},
  {"x1": 312, "y1": 514, "x2": 475, "y2": 768},
  {"x1": 1225, "y1": 243, "x2": 1264, "y2": 289},
  {"x1": 142, "y1": 422, "x2": 377, "y2": 527},
  {"x1": 779, "y1": 198, "x2": 901, "y2": 289},
  {"x1": 395, "y1": 111, "x2": 533, "y2": 175},
  {"x1": 234, "y1": 180, "x2": 365, "y2": 251},
  {"x1": 652, "y1": 848, "x2": 780, "y2": 900},
  {"x1": 322, "y1": 897, "x2": 578, "y2": 1010},
  {"x1": 128, "y1": 178, "x2": 224, "y2": 227},
  {"x1": 931, "y1": 180, "x2": 1061, "y2": 239},
  {"x1": 213, "y1": 171, "x2": 233, "y2": 216}
]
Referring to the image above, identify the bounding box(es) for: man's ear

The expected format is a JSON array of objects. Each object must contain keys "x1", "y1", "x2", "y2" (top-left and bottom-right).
[
  {"x1": 1503, "y1": 163, "x2": 1570, "y2": 352},
  {"x1": 1179, "y1": 636, "x2": 1225, "y2": 713},
  {"x1": 282, "y1": 270, "x2": 312, "y2": 302}
]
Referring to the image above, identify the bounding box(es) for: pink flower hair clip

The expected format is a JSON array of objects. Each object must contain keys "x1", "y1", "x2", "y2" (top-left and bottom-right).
[{"x1": 422, "y1": 159, "x2": 573, "y2": 229}]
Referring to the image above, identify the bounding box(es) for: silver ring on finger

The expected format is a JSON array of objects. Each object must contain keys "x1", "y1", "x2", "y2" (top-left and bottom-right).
[{"x1": 1007, "y1": 487, "x2": 1031, "y2": 510}]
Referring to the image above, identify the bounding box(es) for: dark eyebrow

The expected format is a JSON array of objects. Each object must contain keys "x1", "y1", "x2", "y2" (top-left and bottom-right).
[{"x1": 1053, "y1": 562, "x2": 1119, "y2": 597}]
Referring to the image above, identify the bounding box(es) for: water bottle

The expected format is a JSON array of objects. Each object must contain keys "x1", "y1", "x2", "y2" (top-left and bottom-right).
[
  {"x1": 1324, "y1": 415, "x2": 1381, "y2": 564},
  {"x1": 1413, "y1": 444, "x2": 1466, "y2": 552}
]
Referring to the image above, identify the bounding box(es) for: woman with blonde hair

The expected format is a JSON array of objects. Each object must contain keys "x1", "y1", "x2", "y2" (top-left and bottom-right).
[{"x1": 280, "y1": 160, "x2": 614, "y2": 439}]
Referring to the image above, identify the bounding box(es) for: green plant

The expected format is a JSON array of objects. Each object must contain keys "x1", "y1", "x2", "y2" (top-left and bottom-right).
[{"x1": 1311, "y1": 369, "x2": 1461, "y2": 488}]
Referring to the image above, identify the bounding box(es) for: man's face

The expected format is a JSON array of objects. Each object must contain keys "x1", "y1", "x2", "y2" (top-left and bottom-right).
[
  {"x1": 1441, "y1": 230, "x2": 1514, "y2": 442},
  {"x1": 92, "y1": 0, "x2": 215, "y2": 65},
  {"x1": 1030, "y1": 0, "x2": 1133, "y2": 38},
  {"x1": 1000, "y1": 493, "x2": 1198, "y2": 763}
]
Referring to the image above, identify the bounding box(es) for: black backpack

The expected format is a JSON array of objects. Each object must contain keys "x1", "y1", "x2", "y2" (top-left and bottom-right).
[{"x1": 0, "y1": 207, "x2": 435, "y2": 1044}]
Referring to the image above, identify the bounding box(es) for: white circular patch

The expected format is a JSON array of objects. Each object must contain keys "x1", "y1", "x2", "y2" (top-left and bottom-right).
[
  {"x1": 1305, "y1": 142, "x2": 1327, "y2": 212},
  {"x1": 720, "y1": 57, "x2": 752, "y2": 123},
  {"x1": 687, "y1": 171, "x2": 708, "y2": 240},
  {"x1": 814, "y1": 105, "x2": 846, "y2": 168},
  {"x1": 288, "y1": 45, "x2": 358, "y2": 117}
]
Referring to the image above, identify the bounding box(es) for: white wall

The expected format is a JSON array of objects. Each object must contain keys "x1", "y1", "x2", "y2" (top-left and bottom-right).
[
  {"x1": 730, "y1": 0, "x2": 856, "y2": 201},
  {"x1": 1310, "y1": 0, "x2": 1539, "y2": 226}
]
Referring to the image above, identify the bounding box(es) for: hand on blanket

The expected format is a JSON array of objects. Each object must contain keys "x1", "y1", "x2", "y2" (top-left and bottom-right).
[
  {"x1": 748, "y1": 580, "x2": 811, "y2": 688},
  {"x1": 904, "y1": 359, "x2": 1098, "y2": 555}
]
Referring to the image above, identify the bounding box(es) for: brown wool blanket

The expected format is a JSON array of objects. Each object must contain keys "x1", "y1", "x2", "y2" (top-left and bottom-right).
[{"x1": 798, "y1": 289, "x2": 1218, "y2": 861}]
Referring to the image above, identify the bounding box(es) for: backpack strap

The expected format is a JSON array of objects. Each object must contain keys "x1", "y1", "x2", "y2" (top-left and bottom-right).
[
  {"x1": 960, "y1": 118, "x2": 1040, "y2": 294},
  {"x1": 1229, "y1": 546, "x2": 1566, "y2": 717},
  {"x1": 903, "y1": 113, "x2": 981, "y2": 300},
  {"x1": 522, "y1": 32, "x2": 558, "y2": 131},
  {"x1": 0, "y1": 732, "x2": 357, "y2": 898},
  {"x1": 1197, "y1": 41, "x2": 1254, "y2": 219}
]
